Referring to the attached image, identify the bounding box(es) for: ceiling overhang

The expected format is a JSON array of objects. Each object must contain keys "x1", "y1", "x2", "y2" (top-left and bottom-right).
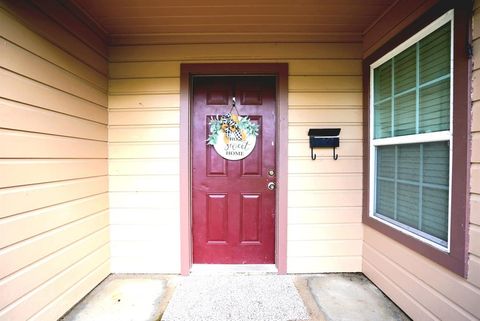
[{"x1": 67, "y1": 0, "x2": 397, "y2": 45}]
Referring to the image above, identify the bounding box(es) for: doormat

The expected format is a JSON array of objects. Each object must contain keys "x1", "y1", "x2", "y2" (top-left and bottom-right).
[{"x1": 161, "y1": 275, "x2": 309, "y2": 321}]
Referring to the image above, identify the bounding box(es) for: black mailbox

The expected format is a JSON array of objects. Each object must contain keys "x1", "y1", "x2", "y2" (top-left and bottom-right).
[{"x1": 308, "y1": 128, "x2": 341, "y2": 160}]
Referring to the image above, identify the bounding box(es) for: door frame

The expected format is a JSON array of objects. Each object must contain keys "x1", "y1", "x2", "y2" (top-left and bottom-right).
[{"x1": 180, "y1": 63, "x2": 288, "y2": 275}]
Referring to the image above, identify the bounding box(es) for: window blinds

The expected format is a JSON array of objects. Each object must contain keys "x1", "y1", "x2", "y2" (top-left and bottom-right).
[
  {"x1": 373, "y1": 23, "x2": 451, "y2": 139},
  {"x1": 375, "y1": 142, "x2": 449, "y2": 243}
]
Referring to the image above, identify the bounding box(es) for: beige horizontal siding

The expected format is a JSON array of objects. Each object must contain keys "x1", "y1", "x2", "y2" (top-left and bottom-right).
[
  {"x1": 109, "y1": 142, "x2": 179, "y2": 159},
  {"x1": 0, "y1": 177, "x2": 108, "y2": 219},
  {"x1": 0, "y1": 159, "x2": 107, "y2": 188},
  {"x1": 109, "y1": 94, "x2": 179, "y2": 109},
  {"x1": 362, "y1": 2, "x2": 480, "y2": 321},
  {"x1": 109, "y1": 43, "x2": 362, "y2": 62},
  {"x1": 1, "y1": 245, "x2": 110, "y2": 321},
  {"x1": 0, "y1": 4, "x2": 109, "y2": 321},
  {"x1": 0, "y1": 228, "x2": 109, "y2": 310},
  {"x1": 109, "y1": 159, "x2": 179, "y2": 175},
  {"x1": 107, "y1": 65, "x2": 181, "y2": 276},
  {"x1": 109, "y1": 78, "x2": 179, "y2": 94},
  {"x1": 1, "y1": 40, "x2": 106, "y2": 106},
  {"x1": 288, "y1": 174, "x2": 362, "y2": 191},
  {"x1": 289, "y1": 92, "x2": 362, "y2": 107},
  {"x1": 108, "y1": 59, "x2": 362, "y2": 79},
  {"x1": 29, "y1": 260, "x2": 110, "y2": 321},
  {"x1": 288, "y1": 207, "x2": 362, "y2": 224},
  {"x1": 109, "y1": 109, "x2": 179, "y2": 126},
  {"x1": 289, "y1": 224, "x2": 362, "y2": 241},
  {"x1": 289, "y1": 76, "x2": 362, "y2": 92},
  {"x1": 0, "y1": 211, "x2": 109, "y2": 278},
  {"x1": 0, "y1": 7, "x2": 107, "y2": 90},
  {"x1": 288, "y1": 159, "x2": 362, "y2": 174},
  {"x1": 288, "y1": 240, "x2": 363, "y2": 257},
  {"x1": 0, "y1": 68, "x2": 107, "y2": 124},
  {"x1": 29, "y1": 0, "x2": 107, "y2": 58},
  {"x1": 109, "y1": 42, "x2": 363, "y2": 273},
  {"x1": 287, "y1": 257, "x2": 362, "y2": 273},
  {"x1": 471, "y1": 5, "x2": 480, "y2": 313},
  {"x1": 0, "y1": 99, "x2": 107, "y2": 141},
  {"x1": 0, "y1": 130, "x2": 107, "y2": 158},
  {"x1": 470, "y1": 256, "x2": 480, "y2": 287},
  {"x1": 1, "y1": 1, "x2": 108, "y2": 75},
  {"x1": 364, "y1": 227, "x2": 480, "y2": 321},
  {"x1": 109, "y1": 192, "x2": 179, "y2": 209},
  {"x1": 288, "y1": 191, "x2": 362, "y2": 208},
  {"x1": 0, "y1": 193, "x2": 108, "y2": 248},
  {"x1": 109, "y1": 126, "x2": 179, "y2": 142}
]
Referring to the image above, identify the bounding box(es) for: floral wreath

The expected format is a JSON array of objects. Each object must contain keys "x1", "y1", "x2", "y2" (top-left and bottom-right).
[{"x1": 207, "y1": 113, "x2": 259, "y2": 145}]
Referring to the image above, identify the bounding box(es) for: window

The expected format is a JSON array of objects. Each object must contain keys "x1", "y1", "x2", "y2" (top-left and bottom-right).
[
  {"x1": 364, "y1": 3, "x2": 470, "y2": 277},
  {"x1": 369, "y1": 11, "x2": 453, "y2": 250}
]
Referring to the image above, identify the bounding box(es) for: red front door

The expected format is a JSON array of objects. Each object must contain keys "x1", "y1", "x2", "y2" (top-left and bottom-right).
[{"x1": 192, "y1": 76, "x2": 276, "y2": 264}]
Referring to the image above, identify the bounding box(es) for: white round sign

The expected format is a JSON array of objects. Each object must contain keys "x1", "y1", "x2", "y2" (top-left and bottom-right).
[{"x1": 213, "y1": 132, "x2": 257, "y2": 160}]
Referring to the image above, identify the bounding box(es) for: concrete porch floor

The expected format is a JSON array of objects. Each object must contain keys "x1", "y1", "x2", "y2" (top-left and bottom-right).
[{"x1": 59, "y1": 273, "x2": 411, "y2": 321}]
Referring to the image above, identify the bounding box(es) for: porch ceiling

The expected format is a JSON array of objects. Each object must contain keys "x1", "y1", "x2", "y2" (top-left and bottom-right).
[{"x1": 68, "y1": 0, "x2": 396, "y2": 45}]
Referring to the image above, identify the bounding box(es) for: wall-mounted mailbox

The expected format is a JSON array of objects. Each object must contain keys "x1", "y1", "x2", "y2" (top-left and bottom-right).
[{"x1": 308, "y1": 128, "x2": 341, "y2": 160}]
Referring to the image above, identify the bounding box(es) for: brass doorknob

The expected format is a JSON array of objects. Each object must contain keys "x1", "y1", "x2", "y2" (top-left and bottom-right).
[{"x1": 267, "y1": 182, "x2": 276, "y2": 190}]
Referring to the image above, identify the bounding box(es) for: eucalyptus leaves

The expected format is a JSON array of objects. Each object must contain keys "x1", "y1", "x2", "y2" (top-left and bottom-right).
[{"x1": 207, "y1": 113, "x2": 260, "y2": 145}]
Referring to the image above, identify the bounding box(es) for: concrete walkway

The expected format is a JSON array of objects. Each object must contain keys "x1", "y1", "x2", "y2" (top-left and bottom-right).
[{"x1": 60, "y1": 273, "x2": 410, "y2": 321}]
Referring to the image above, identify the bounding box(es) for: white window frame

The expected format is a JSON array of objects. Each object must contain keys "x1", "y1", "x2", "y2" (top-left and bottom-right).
[{"x1": 369, "y1": 10, "x2": 454, "y2": 252}]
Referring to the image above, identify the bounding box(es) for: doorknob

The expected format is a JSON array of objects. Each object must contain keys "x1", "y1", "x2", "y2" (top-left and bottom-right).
[{"x1": 267, "y1": 182, "x2": 276, "y2": 190}]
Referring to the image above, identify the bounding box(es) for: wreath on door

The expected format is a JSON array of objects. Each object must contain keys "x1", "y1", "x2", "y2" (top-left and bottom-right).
[
  {"x1": 206, "y1": 97, "x2": 260, "y2": 160},
  {"x1": 207, "y1": 113, "x2": 259, "y2": 145}
]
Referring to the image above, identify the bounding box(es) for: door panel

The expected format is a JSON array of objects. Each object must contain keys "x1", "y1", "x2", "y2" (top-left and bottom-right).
[
  {"x1": 206, "y1": 147, "x2": 227, "y2": 176},
  {"x1": 240, "y1": 194, "x2": 261, "y2": 243},
  {"x1": 240, "y1": 117, "x2": 262, "y2": 176},
  {"x1": 192, "y1": 76, "x2": 276, "y2": 264},
  {"x1": 206, "y1": 193, "x2": 228, "y2": 243}
]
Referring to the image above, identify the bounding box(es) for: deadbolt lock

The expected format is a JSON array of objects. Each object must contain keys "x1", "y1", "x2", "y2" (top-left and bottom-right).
[{"x1": 268, "y1": 169, "x2": 275, "y2": 176}]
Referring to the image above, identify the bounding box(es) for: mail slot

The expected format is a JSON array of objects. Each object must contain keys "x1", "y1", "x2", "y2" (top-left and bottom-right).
[{"x1": 308, "y1": 128, "x2": 341, "y2": 160}]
